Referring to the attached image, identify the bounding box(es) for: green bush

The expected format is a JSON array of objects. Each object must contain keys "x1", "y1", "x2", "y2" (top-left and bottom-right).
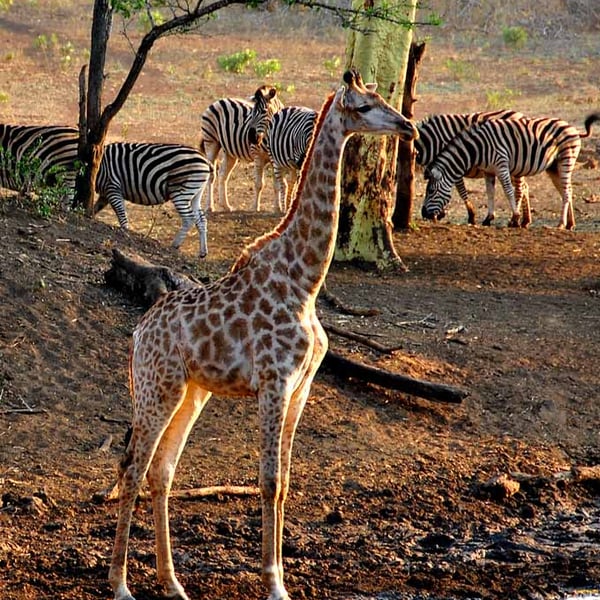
[
  {"x1": 0, "y1": 146, "x2": 72, "y2": 217},
  {"x1": 485, "y1": 88, "x2": 521, "y2": 109},
  {"x1": 502, "y1": 26, "x2": 528, "y2": 49},
  {"x1": 254, "y1": 59, "x2": 281, "y2": 78},
  {"x1": 217, "y1": 49, "x2": 257, "y2": 74},
  {"x1": 323, "y1": 56, "x2": 341, "y2": 78}
]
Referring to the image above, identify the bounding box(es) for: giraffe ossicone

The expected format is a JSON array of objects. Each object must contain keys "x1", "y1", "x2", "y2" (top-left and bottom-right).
[{"x1": 109, "y1": 68, "x2": 417, "y2": 600}]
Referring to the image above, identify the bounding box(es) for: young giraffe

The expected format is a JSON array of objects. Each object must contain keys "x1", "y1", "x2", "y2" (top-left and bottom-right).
[{"x1": 109, "y1": 69, "x2": 418, "y2": 600}]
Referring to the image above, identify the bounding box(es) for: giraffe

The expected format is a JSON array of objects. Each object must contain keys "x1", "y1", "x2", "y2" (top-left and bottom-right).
[{"x1": 108, "y1": 69, "x2": 418, "y2": 600}]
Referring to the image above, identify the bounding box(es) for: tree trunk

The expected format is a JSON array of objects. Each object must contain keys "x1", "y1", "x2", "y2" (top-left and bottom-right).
[
  {"x1": 336, "y1": 0, "x2": 418, "y2": 271},
  {"x1": 393, "y1": 41, "x2": 426, "y2": 230},
  {"x1": 104, "y1": 248, "x2": 467, "y2": 405},
  {"x1": 74, "y1": 0, "x2": 112, "y2": 214}
]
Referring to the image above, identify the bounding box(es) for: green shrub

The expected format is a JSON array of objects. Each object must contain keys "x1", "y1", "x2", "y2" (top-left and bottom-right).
[
  {"x1": 217, "y1": 49, "x2": 257, "y2": 74},
  {"x1": 0, "y1": 145, "x2": 72, "y2": 217},
  {"x1": 502, "y1": 26, "x2": 528, "y2": 49},
  {"x1": 254, "y1": 59, "x2": 281, "y2": 78},
  {"x1": 485, "y1": 88, "x2": 521, "y2": 109},
  {"x1": 444, "y1": 58, "x2": 479, "y2": 82},
  {"x1": 323, "y1": 56, "x2": 341, "y2": 78}
]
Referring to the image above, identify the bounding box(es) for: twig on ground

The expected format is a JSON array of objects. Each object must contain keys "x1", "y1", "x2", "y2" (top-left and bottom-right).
[{"x1": 323, "y1": 322, "x2": 402, "y2": 354}]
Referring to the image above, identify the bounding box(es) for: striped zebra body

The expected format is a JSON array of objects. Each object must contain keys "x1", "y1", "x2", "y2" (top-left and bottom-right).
[
  {"x1": 0, "y1": 124, "x2": 78, "y2": 197},
  {"x1": 254, "y1": 106, "x2": 317, "y2": 212},
  {"x1": 199, "y1": 86, "x2": 283, "y2": 212},
  {"x1": 94, "y1": 142, "x2": 212, "y2": 258},
  {"x1": 422, "y1": 113, "x2": 600, "y2": 230},
  {"x1": 416, "y1": 110, "x2": 527, "y2": 225}
]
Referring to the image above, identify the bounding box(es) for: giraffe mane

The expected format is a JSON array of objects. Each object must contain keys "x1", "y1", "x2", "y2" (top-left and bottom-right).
[{"x1": 231, "y1": 91, "x2": 337, "y2": 273}]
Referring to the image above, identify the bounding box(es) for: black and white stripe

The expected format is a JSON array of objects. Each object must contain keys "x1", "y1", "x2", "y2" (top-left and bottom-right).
[
  {"x1": 416, "y1": 110, "x2": 526, "y2": 224},
  {"x1": 421, "y1": 113, "x2": 600, "y2": 230},
  {"x1": 199, "y1": 85, "x2": 283, "y2": 212},
  {"x1": 94, "y1": 143, "x2": 212, "y2": 258},
  {"x1": 253, "y1": 106, "x2": 317, "y2": 212},
  {"x1": 0, "y1": 124, "x2": 78, "y2": 196}
]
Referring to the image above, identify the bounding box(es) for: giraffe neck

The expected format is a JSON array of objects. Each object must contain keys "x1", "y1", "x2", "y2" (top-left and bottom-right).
[
  {"x1": 278, "y1": 93, "x2": 345, "y2": 297},
  {"x1": 231, "y1": 93, "x2": 345, "y2": 298}
]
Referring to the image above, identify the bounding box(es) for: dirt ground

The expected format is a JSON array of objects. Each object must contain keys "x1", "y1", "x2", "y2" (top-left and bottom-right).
[{"x1": 1, "y1": 3, "x2": 600, "y2": 600}]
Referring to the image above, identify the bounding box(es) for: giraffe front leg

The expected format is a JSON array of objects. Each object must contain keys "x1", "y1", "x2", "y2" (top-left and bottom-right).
[{"x1": 258, "y1": 390, "x2": 290, "y2": 600}]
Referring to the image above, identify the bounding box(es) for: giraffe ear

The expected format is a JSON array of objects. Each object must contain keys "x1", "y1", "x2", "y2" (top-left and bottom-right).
[
  {"x1": 336, "y1": 85, "x2": 347, "y2": 108},
  {"x1": 365, "y1": 82, "x2": 377, "y2": 92}
]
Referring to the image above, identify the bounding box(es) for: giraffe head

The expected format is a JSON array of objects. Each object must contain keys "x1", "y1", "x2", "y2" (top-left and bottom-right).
[
  {"x1": 334, "y1": 69, "x2": 418, "y2": 141},
  {"x1": 247, "y1": 85, "x2": 283, "y2": 146}
]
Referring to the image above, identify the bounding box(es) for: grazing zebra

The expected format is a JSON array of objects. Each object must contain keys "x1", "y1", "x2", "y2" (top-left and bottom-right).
[
  {"x1": 415, "y1": 110, "x2": 529, "y2": 225},
  {"x1": 0, "y1": 124, "x2": 78, "y2": 196},
  {"x1": 93, "y1": 142, "x2": 212, "y2": 258},
  {"x1": 199, "y1": 85, "x2": 283, "y2": 212},
  {"x1": 421, "y1": 112, "x2": 600, "y2": 230},
  {"x1": 253, "y1": 105, "x2": 317, "y2": 212}
]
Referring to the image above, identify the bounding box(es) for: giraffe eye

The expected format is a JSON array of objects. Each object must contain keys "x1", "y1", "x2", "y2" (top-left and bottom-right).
[{"x1": 356, "y1": 105, "x2": 372, "y2": 113}]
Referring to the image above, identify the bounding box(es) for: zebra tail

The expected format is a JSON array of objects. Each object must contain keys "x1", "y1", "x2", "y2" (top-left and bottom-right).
[{"x1": 582, "y1": 112, "x2": 600, "y2": 138}]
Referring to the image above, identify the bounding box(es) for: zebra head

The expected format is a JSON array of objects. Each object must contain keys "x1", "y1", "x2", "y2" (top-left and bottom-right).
[
  {"x1": 248, "y1": 86, "x2": 282, "y2": 147},
  {"x1": 421, "y1": 165, "x2": 453, "y2": 222}
]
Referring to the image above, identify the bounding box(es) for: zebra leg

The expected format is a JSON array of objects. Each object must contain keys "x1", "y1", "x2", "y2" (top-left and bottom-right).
[
  {"x1": 547, "y1": 164, "x2": 575, "y2": 230},
  {"x1": 193, "y1": 208, "x2": 208, "y2": 259},
  {"x1": 104, "y1": 190, "x2": 130, "y2": 230},
  {"x1": 496, "y1": 167, "x2": 520, "y2": 227},
  {"x1": 218, "y1": 154, "x2": 237, "y2": 212},
  {"x1": 482, "y1": 174, "x2": 496, "y2": 226},
  {"x1": 272, "y1": 165, "x2": 288, "y2": 213},
  {"x1": 201, "y1": 142, "x2": 220, "y2": 213},
  {"x1": 514, "y1": 178, "x2": 531, "y2": 228},
  {"x1": 284, "y1": 168, "x2": 298, "y2": 213},
  {"x1": 455, "y1": 178, "x2": 476, "y2": 225},
  {"x1": 253, "y1": 152, "x2": 268, "y2": 212}
]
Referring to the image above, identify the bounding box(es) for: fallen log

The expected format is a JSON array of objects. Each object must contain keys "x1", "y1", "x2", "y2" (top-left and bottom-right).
[
  {"x1": 321, "y1": 352, "x2": 466, "y2": 404},
  {"x1": 104, "y1": 248, "x2": 468, "y2": 404}
]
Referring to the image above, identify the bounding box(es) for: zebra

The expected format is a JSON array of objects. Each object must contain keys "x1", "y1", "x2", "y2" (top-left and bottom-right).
[
  {"x1": 0, "y1": 124, "x2": 78, "y2": 197},
  {"x1": 198, "y1": 85, "x2": 283, "y2": 212},
  {"x1": 93, "y1": 142, "x2": 212, "y2": 258},
  {"x1": 252, "y1": 105, "x2": 317, "y2": 212},
  {"x1": 421, "y1": 112, "x2": 600, "y2": 230},
  {"x1": 415, "y1": 110, "x2": 529, "y2": 225}
]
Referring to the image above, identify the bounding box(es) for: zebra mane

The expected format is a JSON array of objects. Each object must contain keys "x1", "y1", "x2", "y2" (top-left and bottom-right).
[{"x1": 230, "y1": 91, "x2": 336, "y2": 274}]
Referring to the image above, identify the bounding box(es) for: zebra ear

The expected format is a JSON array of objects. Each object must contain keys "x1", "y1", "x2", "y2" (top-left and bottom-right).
[{"x1": 268, "y1": 87, "x2": 277, "y2": 99}]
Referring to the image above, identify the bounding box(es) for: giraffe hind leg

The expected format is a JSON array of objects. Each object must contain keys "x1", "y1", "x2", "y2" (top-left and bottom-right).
[{"x1": 109, "y1": 377, "x2": 193, "y2": 600}]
